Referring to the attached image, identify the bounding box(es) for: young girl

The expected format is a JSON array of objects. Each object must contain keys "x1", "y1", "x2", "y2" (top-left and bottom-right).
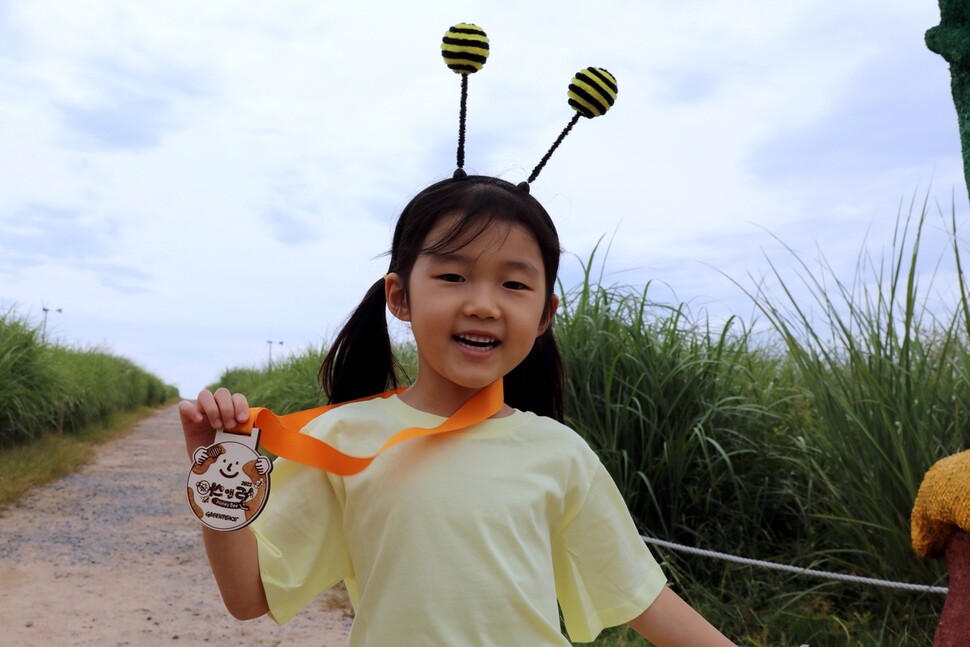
[{"x1": 180, "y1": 175, "x2": 735, "y2": 645}]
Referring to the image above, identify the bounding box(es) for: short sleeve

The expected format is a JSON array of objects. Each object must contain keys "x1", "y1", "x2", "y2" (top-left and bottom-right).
[
  {"x1": 250, "y1": 455, "x2": 350, "y2": 624},
  {"x1": 552, "y1": 463, "x2": 667, "y2": 643}
]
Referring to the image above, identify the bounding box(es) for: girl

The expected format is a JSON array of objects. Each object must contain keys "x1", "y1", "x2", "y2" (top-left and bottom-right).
[{"x1": 180, "y1": 175, "x2": 735, "y2": 645}]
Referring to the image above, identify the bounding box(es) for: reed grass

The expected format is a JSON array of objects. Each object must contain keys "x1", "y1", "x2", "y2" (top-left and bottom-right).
[
  {"x1": 729, "y1": 198, "x2": 961, "y2": 640},
  {"x1": 214, "y1": 346, "x2": 330, "y2": 413},
  {"x1": 211, "y1": 342, "x2": 418, "y2": 410},
  {"x1": 0, "y1": 311, "x2": 59, "y2": 444},
  {"x1": 556, "y1": 246, "x2": 811, "y2": 571}
]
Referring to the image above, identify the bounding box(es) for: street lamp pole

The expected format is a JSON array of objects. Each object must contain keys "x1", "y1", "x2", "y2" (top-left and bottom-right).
[
  {"x1": 266, "y1": 340, "x2": 283, "y2": 367},
  {"x1": 41, "y1": 306, "x2": 62, "y2": 344}
]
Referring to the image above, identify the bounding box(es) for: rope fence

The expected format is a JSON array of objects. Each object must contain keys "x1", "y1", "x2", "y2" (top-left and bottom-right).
[{"x1": 641, "y1": 536, "x2": 949, "y2": 595}]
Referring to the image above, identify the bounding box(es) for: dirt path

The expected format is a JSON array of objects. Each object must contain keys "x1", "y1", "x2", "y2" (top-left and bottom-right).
[{"x1": 0, "y1": 404, "x2": 352, "y2": 647}]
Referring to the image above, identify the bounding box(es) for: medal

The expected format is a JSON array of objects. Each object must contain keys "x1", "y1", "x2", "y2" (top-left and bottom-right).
[{"x1": 187, "y1": 428, "x2": 272, "y2": 532}]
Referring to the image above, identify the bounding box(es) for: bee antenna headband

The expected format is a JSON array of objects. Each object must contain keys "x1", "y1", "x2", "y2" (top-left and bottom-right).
[{"x1": 440, "y1": 22, "x2": 619, "y2": 192}]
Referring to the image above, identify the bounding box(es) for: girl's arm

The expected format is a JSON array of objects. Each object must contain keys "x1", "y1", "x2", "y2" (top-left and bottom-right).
[
  {"x1": 199, "y1": 525, "x2": 268, "y2": 620},
  {"x1": 627, "y1": 586, "x2": 736, "y2": 646},
  {"x1": 179, "y1": 388, "x2": 269, "y2": 620}
]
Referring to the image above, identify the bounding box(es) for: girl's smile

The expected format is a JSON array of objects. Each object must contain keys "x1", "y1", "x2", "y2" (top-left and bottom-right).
[
  {"x1": 454, "y1": 334, "x2": 499, "y2": 351},
  {"x1": 385, "y1": 215, "x2": 557, "y2": 416}
]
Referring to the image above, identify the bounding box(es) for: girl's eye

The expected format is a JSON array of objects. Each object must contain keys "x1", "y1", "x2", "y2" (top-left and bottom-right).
[
  {"x1": 439, "y1": 274, "x2": 464, "y2": 283},
  {"x1": 504, "y1": 281, "x2": 528, "y2": 291}
]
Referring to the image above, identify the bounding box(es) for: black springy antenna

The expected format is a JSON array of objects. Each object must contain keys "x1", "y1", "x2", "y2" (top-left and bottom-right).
[
  {"x1": 526, "y1": 112, "x2": 580, "y2": 184},
  {"x1": 441, "y1": 23, "x2": 489, "y2": 178},
  {"x1": 457, "y1": 74, "x2": 469, "y2": 171},
  {"x1": 518, "y1": 67, "x2": 618, "y2": 192}
]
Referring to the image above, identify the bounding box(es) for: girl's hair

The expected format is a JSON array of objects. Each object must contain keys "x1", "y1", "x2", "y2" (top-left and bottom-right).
[{"x1": 319, "y1": 175, "x2": 565, "y2": 421}]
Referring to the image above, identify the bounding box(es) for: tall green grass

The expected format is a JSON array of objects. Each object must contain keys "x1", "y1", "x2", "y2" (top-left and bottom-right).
[
  {"x1": 555, "y1": 249, "x2": 834, "y2": 642},
  {"x1": 212, "y1": 345, "x2": 330, "y2": 412},
  {"x1": 0, "y1": 311, "x2": 60, "y2": 444},
  {"x1": 556, "y1": 250, "x2": 810, "y2": 565},
  {"x1": 731, "y1": 199, "x2": 963, "y2": 639},
  {"x1": 0, "y1": 310, "x2": 178, "y2": 448},
  {"x1": 211, "y1": 343, "x2": 419, "y2": 412}
]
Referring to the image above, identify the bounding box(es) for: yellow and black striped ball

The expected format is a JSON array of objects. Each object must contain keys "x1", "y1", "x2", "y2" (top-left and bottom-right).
[
  {"x1": 568, "y1": 67, "x2": 618, "y2": 118},
  {"x1": 441, "y1": 23, "x2": 489, "y2": 75}
]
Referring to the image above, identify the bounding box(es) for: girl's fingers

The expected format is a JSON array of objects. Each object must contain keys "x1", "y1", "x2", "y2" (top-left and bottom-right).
[
  {"x1": 180, "y1": 393, "x2": 217, "y2": 459},
  {"x1": 231, "y1": 392, "x2": 250, "y2": 423},
  {"x1": 212, "y1": 388, "x2": 251, "y2": 429},
  {"x1": 178, "y1": 399, "x2": 204, "y2": 424},
  {"x1": 195, "y1": 388, "x2": 224, "y2": 429},
  {"x1": 186, "y1": 388, "x2": 248, "y2": 431},
  {"x1": 211, "y1": 387, "x2": 237, "y2": 429}
]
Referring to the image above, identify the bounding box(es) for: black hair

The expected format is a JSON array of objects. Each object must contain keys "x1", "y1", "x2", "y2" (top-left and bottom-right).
[{"x1": 319, "y1": 175, "x2": 565, "y2": 421}]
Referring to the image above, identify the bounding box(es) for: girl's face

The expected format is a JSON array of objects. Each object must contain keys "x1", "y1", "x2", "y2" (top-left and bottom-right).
[{"x1": 385, "y1": 215, "x2": 557, "y2": 415}]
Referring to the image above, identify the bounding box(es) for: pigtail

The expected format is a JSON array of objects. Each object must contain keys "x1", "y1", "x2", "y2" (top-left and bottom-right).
[
  {"x1": 319, "y1": 278, "x2": 403, "y2": 404},
  {"x1": 504, "y1": 327, "x2": 564, "y2": 422}
]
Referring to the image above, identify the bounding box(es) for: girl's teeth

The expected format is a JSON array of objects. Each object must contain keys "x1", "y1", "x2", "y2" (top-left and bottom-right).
[{"x1": 456, "y1": 335, "x2": 497, "y2": 348}]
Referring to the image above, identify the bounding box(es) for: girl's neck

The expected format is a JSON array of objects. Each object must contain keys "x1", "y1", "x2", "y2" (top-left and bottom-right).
[{"x1": 397, "y1": 379, "x2": 513, "y2": 419}]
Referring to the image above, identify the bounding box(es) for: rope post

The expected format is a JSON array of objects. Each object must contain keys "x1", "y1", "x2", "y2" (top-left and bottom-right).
[{"x1": 935, "y1": 530, "x2": 970, "y2": 647}]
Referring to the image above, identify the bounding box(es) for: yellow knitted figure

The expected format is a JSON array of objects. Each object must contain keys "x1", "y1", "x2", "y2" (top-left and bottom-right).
[{"x1": 911, "y1": 449, "x2": 970, "y2": 559}]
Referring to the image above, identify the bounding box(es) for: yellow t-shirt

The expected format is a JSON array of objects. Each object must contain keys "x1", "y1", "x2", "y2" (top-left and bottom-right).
[{"x1": 251, "y1": 395, "x2": 666, "y2": 645}]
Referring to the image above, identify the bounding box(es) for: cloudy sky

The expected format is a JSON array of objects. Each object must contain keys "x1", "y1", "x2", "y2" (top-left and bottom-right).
[{"x1": 0, "y1": 0, "x2": 964, "y2": 397}]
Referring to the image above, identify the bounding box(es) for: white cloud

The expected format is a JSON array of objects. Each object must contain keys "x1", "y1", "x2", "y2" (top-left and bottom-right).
[{"x1": 0, "y1": 0, "x2": 964, "y2": 396}]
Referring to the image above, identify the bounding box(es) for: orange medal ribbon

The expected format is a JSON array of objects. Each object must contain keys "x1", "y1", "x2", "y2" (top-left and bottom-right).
[{"x1": 228, "y1": 379, "x2": 504, "y2": 476}]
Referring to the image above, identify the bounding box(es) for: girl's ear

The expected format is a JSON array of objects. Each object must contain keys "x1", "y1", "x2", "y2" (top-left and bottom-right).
[
  {"x1": 385, "y1": 272, "x2": 411, "y2": 322},
  {"x1": 538, "y1": 294, "x2": 559, "y2": 336}
]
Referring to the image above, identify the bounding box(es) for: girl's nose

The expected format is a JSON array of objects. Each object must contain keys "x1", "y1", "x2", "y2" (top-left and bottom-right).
[{"x1": 461, "y1": 284, "x2": 500, "y2": 319}]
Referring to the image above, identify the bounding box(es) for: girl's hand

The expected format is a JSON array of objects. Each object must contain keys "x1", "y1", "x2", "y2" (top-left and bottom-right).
[{"x1": 178, "y1": 387, "x2": 250, "y2": 460}]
